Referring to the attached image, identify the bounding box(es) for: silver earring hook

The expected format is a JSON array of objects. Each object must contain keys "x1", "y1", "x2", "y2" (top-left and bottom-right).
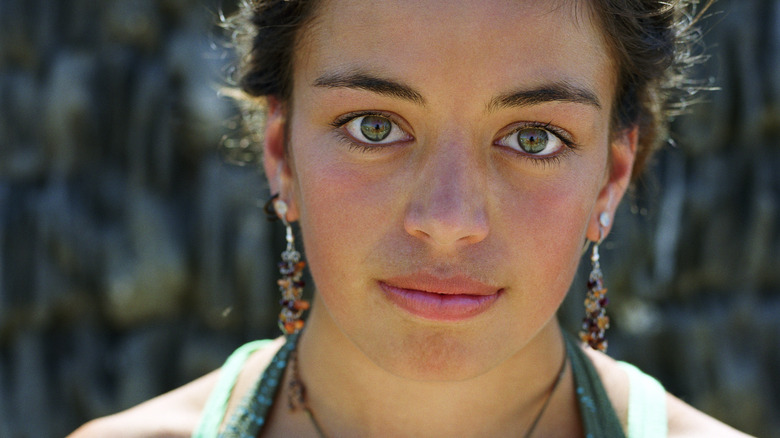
[
  {"x1": 591, "y1": 234, "x2": 601, "y2": 264},
  {"x1": 273, "y1": 198, "x2": 289, "y2": 224},
  {"x1": 273, "y1": 199, "x2": 298, "y2": 256},
  {"x1": 597, "y1": 212, "x2": 610, "y2": 246}
]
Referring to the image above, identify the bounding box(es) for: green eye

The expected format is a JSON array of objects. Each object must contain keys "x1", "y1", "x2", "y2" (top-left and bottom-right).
[
  {"x1": 517, "y1": 128, "x2": 548, "y2": 154},
  {"x1": 495, "y1": 124, "x2": 568, "y2": 158},
  {"x1": 360, "y1": 116, "x2": 392, "y2": 142},
  {"x1": 339, "y1": 112, "x2": 412, "y2": 147}
]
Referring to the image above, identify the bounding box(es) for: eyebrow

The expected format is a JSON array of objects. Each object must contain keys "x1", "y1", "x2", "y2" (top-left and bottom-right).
[
  {"x1": 313, "y1": 72, "x2": 601, "y2": 112},
  {"x1": 314, "y1": 72, "x2": 426, "y2": 106},
  {"x1": 488, "y1": 82, "x2": 602, "y2": 112}
]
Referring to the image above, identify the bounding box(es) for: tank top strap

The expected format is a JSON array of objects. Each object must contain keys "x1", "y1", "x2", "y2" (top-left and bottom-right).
[
  {"x1": 192, "y1": 339, "x2": 276, "y2": 438},
  {"x1": 564, "y1": 332, "x2": 627, "y2": 438},
  {"x1": 618, "y1": 361, "x2": 668, "y2": 438},
  {"x1": 218, "y1": 334, "x2": 299, "y2": 438}
]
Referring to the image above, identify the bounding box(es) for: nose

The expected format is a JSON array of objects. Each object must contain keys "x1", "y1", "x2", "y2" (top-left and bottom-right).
[{"x1": 404, "y1": 142, "x2": 489, "y2": 247}]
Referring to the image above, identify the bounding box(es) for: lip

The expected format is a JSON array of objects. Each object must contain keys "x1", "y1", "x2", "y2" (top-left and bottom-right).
[{"x1": 379, "y1": 273, "x2": 503, "y2": 321}]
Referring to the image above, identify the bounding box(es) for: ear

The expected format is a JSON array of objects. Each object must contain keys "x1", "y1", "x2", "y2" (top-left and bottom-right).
[
  {"x1": 587, "y1": 125, "x2": 638, "y2": 242},
  {"x1": 262, "y1": 96, "x2": 299, "y2": 221}
]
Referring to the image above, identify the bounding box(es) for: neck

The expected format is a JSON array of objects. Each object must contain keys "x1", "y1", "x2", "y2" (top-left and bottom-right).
[{"x1": 294, "y1": 299, "x2": 577, "y2": 436}]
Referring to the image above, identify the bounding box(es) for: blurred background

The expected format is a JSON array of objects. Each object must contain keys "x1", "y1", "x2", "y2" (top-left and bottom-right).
[{"x1": 0, "y1": 0, "x2": 778, "y2": 436}]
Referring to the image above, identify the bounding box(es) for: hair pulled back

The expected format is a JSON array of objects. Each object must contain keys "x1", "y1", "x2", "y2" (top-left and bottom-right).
[{"x1": 222, "y1": 0, "x2": 712, "y2": 180}]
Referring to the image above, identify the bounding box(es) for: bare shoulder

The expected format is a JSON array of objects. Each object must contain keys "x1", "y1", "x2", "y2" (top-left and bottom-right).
[
  {"x1": 582, "y1": 346, "x2": 753, "y2": 438},
  {"x1": 68, "y1": 369, "x2": 221, "y2": 438},
  {"x1": 69, "y1": 337, "x2": 287, "y2": 438},
  {"x1": 665, "y1": 393, "x2": 754, "y2": 437}
]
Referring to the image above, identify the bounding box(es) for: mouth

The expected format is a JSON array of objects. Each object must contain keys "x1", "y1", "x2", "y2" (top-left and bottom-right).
[{"x1": 379, "y1": 273, "x2": 503, "y2": 321}]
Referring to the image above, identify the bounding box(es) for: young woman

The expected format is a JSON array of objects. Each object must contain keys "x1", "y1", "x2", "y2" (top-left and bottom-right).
[{"x1": 72, "y1": 0, "x2": 751, "y2": 436}]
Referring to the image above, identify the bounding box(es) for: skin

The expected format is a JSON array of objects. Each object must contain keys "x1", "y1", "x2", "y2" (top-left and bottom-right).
[
  {"x1": 281, "y1": 0, "x2": 625, "y2": 383},
  {"x1": 70, "y1": 0, "x2": 753, "y2": 436},
  {"x1": 263, "y1": 0, "x2": 625, "y2": 434}
]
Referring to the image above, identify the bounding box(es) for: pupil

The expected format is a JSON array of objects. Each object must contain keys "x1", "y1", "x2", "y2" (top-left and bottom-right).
[
  {"x1": 518, "y1": 128, "x2": 548, "y2": 153},
  {"x1": 360, "y1": 116, "x2": 392, "y2": 142}
]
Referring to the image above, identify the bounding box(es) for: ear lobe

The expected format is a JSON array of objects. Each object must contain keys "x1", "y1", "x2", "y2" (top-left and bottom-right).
[
  {"x1": 262, "y1": 97, "x2": 299, "y2": 221},
  {"x1": 588, "y1": 126, "x2": 638, "y2": 242}
]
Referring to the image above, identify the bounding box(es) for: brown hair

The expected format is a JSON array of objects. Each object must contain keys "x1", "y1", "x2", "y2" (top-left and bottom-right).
[
  {"x1": 588, "y1": 0, "x2": 713, "y2": 179},
  {"x1": 222, "y1": 0, "x2": 712, "y2": 181}
]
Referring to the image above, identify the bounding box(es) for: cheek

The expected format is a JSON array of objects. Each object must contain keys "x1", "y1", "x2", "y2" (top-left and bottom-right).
[
  {"x1": 498, "y1": 171, "x2": 601, "y2": 292},
  {"x1": 526, "y1": 183, "x2": 592, "y2": 246},
  {"x1": 291, "y1": 148, "x2": 400, "y2": 292}
]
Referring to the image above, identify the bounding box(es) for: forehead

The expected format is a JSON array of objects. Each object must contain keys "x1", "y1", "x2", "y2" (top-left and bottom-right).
[{"x1": 294, "y1": 0, "x2": 614, "y2": 109}]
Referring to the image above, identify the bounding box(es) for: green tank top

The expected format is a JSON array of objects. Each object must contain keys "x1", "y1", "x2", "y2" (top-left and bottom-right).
[{"x1": 194, "y1": 332, "x2": 666, "y2": 437}]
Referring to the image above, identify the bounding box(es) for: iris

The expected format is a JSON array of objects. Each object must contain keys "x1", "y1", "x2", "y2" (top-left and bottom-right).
[
  {"x1": 360, "y1": 116, "x2": 392, "y2": 142},
  {"x1": 518, "y1": 128, "x2": 548, "y2": 154}
]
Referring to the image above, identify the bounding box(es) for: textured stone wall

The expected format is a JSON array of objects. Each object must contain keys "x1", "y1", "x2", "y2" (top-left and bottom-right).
[{"x1": 0, "y1": 0, "x2": 777, "y2": 436}]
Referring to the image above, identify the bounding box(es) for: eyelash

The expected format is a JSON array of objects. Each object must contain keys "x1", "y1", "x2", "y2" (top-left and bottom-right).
[{"x1": 330, "y1": 113, "x2": 579, "y2": 166}]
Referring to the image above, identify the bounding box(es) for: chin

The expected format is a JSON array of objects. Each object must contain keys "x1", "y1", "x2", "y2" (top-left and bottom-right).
[{"x1": 359, "y1": 326, "x2": 512, "y2": 382}]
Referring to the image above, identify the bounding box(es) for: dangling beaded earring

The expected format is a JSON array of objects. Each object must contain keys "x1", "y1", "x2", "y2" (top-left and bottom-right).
[
  {"x1": 580, "y1": 212, "x2": 611, "y2": 352},
  {"x1": 264, "y1": 194, "x2": 310, "y2": 335}
]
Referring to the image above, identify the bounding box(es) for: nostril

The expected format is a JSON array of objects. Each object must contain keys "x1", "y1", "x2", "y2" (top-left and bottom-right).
[{"x1": 408, "y1": 227, "x2": 432, "y2": 241}]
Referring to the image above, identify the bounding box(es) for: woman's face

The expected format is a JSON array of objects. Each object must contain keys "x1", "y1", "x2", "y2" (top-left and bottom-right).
[{"x1": 265, "y1": 0, "x2": 635, "y2": 380}]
